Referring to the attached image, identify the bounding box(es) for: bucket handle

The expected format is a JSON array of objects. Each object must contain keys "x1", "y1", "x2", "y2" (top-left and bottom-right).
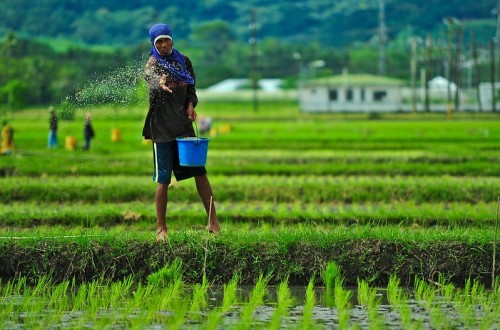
[{"x1": 192, "y1": 120, "x2": 200, "y2": 144}]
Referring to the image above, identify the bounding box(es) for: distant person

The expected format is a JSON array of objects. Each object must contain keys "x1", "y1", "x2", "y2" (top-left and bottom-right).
[
  {"x1": 48, "y1": 106, "x2": 58, "y2": 149},
  {"x1": 142, "y1": 23, "x2": 220, "y2": 242},
  {"x1": 198, "y1": 115, "x2": 212, "y2": 134},
  {"x1": 82, "y1": 112, "x2": 95, "y2": 151},
  {"x1": 1, "y1": 120, "x2": 14, "y2": 155}
]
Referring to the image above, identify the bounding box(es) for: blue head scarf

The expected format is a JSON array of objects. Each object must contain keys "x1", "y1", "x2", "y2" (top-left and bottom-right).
[{"x1": 148, "y1": 23, "x2": 195, "y2": 85}]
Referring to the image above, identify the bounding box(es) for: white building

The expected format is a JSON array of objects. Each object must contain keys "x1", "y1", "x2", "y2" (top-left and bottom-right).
[
  {"x1": 478, "y1": 82, "x2": 500, "y2": 112},
  {"x1": 205, "y1": 78, "x2": 283, "y2": 92},
  {"x1": 299, "y1": 73, "x2": 405, "y2": 113}
]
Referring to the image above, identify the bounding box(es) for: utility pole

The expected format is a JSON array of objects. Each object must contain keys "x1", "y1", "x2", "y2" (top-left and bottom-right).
[
  {"x1": 491, "y1": 38, "x2": 496, "y2": 112},
  {"x1": 444, "y1": 17, "x2": 456, "y2": 119},
  {"x1": 249, "y1": 8, "x2": 258, "y2": 112},
  {"x1": 454, "y1": 22, "x2": 463, "y2": 112},
  {"x1": 494, "y1": 0, "x2": 500, "y2": 112},
  {"x1": 497, "y1": 0, "x2": 500, "y2": 49},
  {"x1": 472, "y1": 32, "x2": 483, "y2": 112},
  {"x1": 378, "y1": 0, "x2": 387, "y2": 76},
  {"x1": 424, "y1": 34, "x2": 433, "y2": 113},
  {"x1": 410, "y1": 38, "x2": 418, "y2": 113}
]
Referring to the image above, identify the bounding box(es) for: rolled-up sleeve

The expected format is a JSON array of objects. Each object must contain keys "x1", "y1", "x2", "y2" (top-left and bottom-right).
[{"x1": 144, "y1": 56, "x2": 162, "y2": 90}]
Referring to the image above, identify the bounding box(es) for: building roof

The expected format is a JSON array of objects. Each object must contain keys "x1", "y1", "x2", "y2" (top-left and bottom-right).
[
  {"x1": 205, "y1": 78, "x2": 283, "y2": 92},
  {"x1": 428, "y1": 76, "x2": 456, "y2": 91},
  {"x1": 305, "y1": 74, "x2": 405, "y2": 87}
]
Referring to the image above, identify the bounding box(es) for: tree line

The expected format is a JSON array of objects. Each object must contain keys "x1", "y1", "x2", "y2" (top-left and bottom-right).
[
  {"x1": 0, "y1": 0, "x2": 494, "y2": 48},
  {"x1": 0, "y1": 18, "x2": 496, "y2": 112}
]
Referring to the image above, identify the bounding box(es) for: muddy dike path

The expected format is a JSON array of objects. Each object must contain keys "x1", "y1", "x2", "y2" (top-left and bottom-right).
[{"x1": 0, "y1": 233, "x2": 497, "y2": 288}]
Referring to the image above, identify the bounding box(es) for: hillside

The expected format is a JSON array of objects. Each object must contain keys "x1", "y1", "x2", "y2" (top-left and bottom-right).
[{"x1": 0, "y1": 0, "x2": 496, "y2": 47}]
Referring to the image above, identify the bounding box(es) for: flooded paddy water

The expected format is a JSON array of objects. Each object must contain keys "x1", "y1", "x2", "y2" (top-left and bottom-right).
[{"x1": 1, "y1": 279, "x2": 499, "y2": 329}]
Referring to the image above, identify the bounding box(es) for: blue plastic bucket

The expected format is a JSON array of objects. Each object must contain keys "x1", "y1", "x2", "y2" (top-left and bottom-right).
[{"x1": 176, "y1": 137, "x2": 210, "y2": 167}]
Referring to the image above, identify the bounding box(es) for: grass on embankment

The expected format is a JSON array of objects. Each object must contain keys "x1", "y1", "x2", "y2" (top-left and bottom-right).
[
  {"x1": 0, "y1": 225, "x2": 498, "y2": 287},
  {"x1": 0, "y1": 201, "x2": 497, "y2": 228},
  {"x1": 1, "y1": 175, "x2": 498, "y2": 204}
]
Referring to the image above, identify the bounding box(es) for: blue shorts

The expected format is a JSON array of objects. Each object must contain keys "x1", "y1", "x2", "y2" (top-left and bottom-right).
[{"x1": 152, "y1": 141, "x2": 207, "y2": 184}]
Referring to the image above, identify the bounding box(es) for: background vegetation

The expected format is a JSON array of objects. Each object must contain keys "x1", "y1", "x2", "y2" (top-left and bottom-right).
[{"x1": 0, "y1": 0, "x2": 497, "y2": 109}]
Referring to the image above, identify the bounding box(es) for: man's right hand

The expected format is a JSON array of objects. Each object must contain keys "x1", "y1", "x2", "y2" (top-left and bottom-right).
[{"x1": 159, "y1": 75, "x2": 173, "y2": 93}]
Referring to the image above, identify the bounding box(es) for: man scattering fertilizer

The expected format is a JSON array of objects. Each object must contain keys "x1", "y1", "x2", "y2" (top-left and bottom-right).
[{"x1": 142, "y1": 23, "x2": 221, "y2": 242}]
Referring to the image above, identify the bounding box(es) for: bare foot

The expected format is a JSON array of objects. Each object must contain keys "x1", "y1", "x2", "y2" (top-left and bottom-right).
[
  {"x1": 156, "y1": 228, "x2": 168, "y2": 242},
  {"x1": 206, "y1": 224, "x2": 221, "y2": 234}
]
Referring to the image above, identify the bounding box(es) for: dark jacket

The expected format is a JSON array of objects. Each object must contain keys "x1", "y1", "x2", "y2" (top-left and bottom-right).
[
  {"x1": 142, "y1": 55, "x2": 198, "y2": 143},
  {"x1": 49, "y1": 114, "x2": 58, "y2": 132},
  {"x1": 84, "y1": 120, "x2": 94, "y2": 139}
]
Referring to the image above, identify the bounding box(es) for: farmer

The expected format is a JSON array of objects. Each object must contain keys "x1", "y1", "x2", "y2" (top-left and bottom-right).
[
  {"x1": 142, "y1": 23, "x2": 220, "y2": 242},
  {"x1": 48, "y1": 106, "x2": 58, "y2": 149},
  {"x1": 1, "y1": 120, "x2": 14, "y2": 155},
  {"x1": 82, "y1": 112, "x2": 95, "y2": 151}
]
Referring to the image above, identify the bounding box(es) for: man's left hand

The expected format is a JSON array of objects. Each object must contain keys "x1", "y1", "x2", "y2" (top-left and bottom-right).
[{"x1": 187, "y1": 103, "x2": 197, "y2": 121}]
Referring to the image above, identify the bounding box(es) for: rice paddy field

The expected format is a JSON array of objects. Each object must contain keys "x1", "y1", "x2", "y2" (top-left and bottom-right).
[{"x1": 1, "y1": 100, "x2": 499, "y2": 328}]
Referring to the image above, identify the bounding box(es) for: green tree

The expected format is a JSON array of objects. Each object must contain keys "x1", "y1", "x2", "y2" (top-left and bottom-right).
[
  {"x1": 2, "y1": 80, "x2": 28, "y2": 109},
  {"x1": 191, "y1": 20, "x2": 236, "y2": 86},
  {"x1": 191, "y1": 20, "x2": 235, "y2": 63}
]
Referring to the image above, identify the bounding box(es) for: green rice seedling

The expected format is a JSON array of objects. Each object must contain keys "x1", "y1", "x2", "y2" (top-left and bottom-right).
[
  {"x1": 108, "y1": 275, "x2": 134, "y2": 308},
  {"x1": 128, "y1": 284, "x2": 159, "y2": 328},
  {"x1": 126, "y1": 281, "x2": 154, "y2": 320},
  {"x1": 357, "y1": 279, "x2": 381, "y2": 307},
  {"x1": 460, "y1": 304, "x2": 478, "y2": 329},
  {"x1": 470, "y1": 279, "x2": 486, "y2": 305},
  {"x1": 268, "y1": 278, "x2": 295, "y2": 330},
  {"x1": 30, "y1": 275, "x2": 51, "y2": 297},
  {"x1": 455, "y1": 279, "x2": 488, "y2": 328},
  {"x1": 188, "y1": 275, "x2": 209, "y2": 320},
  {"x1": 436, "y1": 274, "x2": 456, "y2": 303},
  {"x1": 455, "y1": 277, "x2": 478, "y2": 328},
  {"x1": 72, "y1": 281, "x2": 89, "y2": 313},
  {"x1": 164, "y1": 297, "x2": 190, "y2": 330},
  {"x1": 386, "y1": 274, "x2": 403, "y2": 306},
  {"x1": 221, "y1": 273, "x2": 239, "y2": 314},
  {"x1": 386, "y1": 274, "x2": 417, "y2": 329},
  {"x1": 147, "y1": 258, "x2": 184, "y2": 288},
  {"x1": 399, "y1": 303, "x2": 419, "y2": 330},
  {"x1": 301, "y1": 277, "x2": 317, "y2": 330},
  {"x1": 413, "y1": 277, "x2": 434, "y2": 307},
  {"x1": 429, "y1": 304, "x2": 454, "y2": 330},
  {"x1": 462, "y1": 277, "x2": 472, "y2": 303},
  {"x1": 321, "y1": 261, "x2": 343, "y2": 296},
  {"x1": 476, "y1": 284, "x2": 499, "y2": 330},
  {"x1": 47, "y1": 279, "x2": 71, "y2": 311},
  {"x1": 334, "y1": 281, "x2": 352, "y2": 329},
  {"x1": 155, "y1": 276, "x2": 184, "y2": 312},
  {"x1": 20, "y1": 281, "x2": 46, "y2": 317},
  {"x1": 205, "y1": 273, "x2": 239, "y2": 330},
  {"x1": 82, "y1": 280, "x2": 102, "y2": 318},
  {"x1": 238, "y1": 274, "x2": 269, "y2": 329},
  {"x1": 478, "y1": 314, "x2": 496, "y2": 330},
  {"x1": 427, "y1": 279, "x2": 456, "y2": 329},
  {"x1": 13, "y1": 276, "x2": 27, "y2": 296},
  {"x1": 0, "y1": 282, "x2": 14, "y2": 324},
  {"x1": 357, "y1": 278, "x2": 383, "y2": 328}
]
